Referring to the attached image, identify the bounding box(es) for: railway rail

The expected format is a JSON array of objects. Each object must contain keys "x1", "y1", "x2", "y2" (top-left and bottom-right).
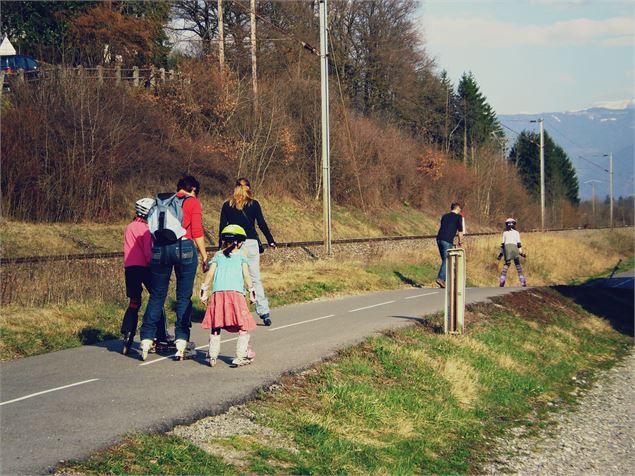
[{"x1": 0, "y1": 226, "x2": 619, "y2": 266}]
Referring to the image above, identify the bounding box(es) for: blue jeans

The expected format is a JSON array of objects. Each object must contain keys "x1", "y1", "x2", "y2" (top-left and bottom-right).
[
  {"x1": 437, "y1": 239, "x2": 453, "y2": 281},
  {"x1": 243, "y1": 239, "x2": 270, "y2": 316},
  {"x1": 140, "y1": 240, "x2": 198, "y2": 342}
]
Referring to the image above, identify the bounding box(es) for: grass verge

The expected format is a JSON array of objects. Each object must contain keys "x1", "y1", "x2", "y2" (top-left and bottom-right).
[
  {"x1": 1, "y1": 228, "x2": 633, "y2": 360},
  {"x1": 61, "y1": 287, "x2": 633, "y2": 474}
]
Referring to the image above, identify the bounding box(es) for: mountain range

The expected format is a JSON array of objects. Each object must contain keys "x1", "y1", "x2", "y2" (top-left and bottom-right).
[{"x1": 499, "y1": 103, "x2": 634, "y2": 200}]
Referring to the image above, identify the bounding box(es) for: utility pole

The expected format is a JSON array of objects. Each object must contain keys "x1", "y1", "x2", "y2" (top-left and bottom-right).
[
  {"x1": 250, "y1": 0, "x2": 258, "y2": 112},
  {"x1": 531, "y1": 119, "x2": 546, "y2": 230},
  {"x1": 319, "y1": 0, "x2": 332, "y2": 254},
  {"x1": 584, "y1": 179, "x2": 600, "y2": 226},
  {"x1": 539, "y1": 118, "x2": 545, "y2": 230},
  {"x1": 218, "y1": 0, "x2": 225, "y2": 72},
  {"x1": 609, "y1": 152, "x2": 614, "y2": 228}
]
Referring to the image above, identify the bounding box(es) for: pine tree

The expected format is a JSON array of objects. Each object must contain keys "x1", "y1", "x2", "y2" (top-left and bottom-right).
[
  {"x1": 454, "y1": 72, "x2": 502, "y2": 164},
  {"x1": 509, "y1": 130, "x2": 580, "y2": 205}
]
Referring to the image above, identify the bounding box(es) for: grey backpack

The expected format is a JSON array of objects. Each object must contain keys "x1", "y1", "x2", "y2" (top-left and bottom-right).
[{"x1": 147, "y1": 193, "x2": 189, "y2": 245}]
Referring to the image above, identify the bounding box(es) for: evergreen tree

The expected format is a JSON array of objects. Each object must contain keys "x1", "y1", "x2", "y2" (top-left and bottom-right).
[
  {"x1": 455, "y1": 72, "x2": 502, "y2": 163},
  {"x1": 509, "y1": 130, "x2": 580, "y2": 205}
]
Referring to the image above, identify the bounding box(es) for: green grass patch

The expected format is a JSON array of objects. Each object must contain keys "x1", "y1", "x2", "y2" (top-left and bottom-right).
[
  {"x1": 64, "y1": 434, "x2": 234, "y2": 474},
  {"x1": 62, "y1": 288, "x2": 632, "y2": 474},
  {"x1": 568, "y1": 255, "x2": 634, "y2": 285}
]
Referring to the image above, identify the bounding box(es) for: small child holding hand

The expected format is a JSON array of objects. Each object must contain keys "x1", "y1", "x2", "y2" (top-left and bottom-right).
[{"x1": 200, "y1": 225, "x2": 257, "y2": 367}]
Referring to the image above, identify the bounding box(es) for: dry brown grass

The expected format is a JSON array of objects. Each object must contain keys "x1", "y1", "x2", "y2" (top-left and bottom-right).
[
  {"x1": 465, "y1": 229, "x2": 634, "y2": 286},
  {"x1": 443, "y1": 358, "x2": 481, "y2": 408}
]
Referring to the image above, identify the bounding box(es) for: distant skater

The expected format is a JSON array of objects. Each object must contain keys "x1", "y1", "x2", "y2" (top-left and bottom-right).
[
  {"x1": 497, "y1": 218, "x2": 527, "y2": 287},
  {"x1": 200, "y1": 225, "x2": 257, "y2": 367},
  {"x1": 120, "y1": 198, "x2": 172, "y2": 355},
  {"x1": 435, "y1": 202, "x2": 464, "y2": 288},
  {"x1": 219, "y1": 178, "x2": 276, "y2": 326}
]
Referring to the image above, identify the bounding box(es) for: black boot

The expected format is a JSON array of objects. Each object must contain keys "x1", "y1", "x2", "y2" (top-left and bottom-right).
[
  {"x1": 260, "y1": 313, "x2": 272, "y2": 326},
  {"x1": 122, "y1": 332, "x2": 135, "y2": 355}
]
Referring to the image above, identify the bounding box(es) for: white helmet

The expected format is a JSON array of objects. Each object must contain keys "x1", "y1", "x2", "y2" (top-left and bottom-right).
[
  {"x1": 135, "y1": 197, "x2": 156, "y2": 218},
  {"x1": 505, "y1": 217, "x2": 517, "y2": 226}
]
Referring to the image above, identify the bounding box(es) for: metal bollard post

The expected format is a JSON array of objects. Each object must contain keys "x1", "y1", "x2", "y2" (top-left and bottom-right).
[{"x1": 444, "y1": 248, "x2": 466, "y2": 334}]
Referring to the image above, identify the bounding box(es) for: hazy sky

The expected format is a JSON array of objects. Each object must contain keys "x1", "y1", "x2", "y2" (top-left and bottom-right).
[{"x1": 418, "y1": 0, "x2": 634, "y2": 114}]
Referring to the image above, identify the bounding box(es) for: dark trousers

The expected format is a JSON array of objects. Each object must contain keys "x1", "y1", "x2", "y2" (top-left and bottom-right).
[
  {"x1": 120, "y1": 266, "x2": 168, "y2": 340},
  {"x1": 436, "y1": 239, "x2": 454, "y2": 281},
  {"x1": 140, "y1": 240, "x2": 198, "y2": 342}
]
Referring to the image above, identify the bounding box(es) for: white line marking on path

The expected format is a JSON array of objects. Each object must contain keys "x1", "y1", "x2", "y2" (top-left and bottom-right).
[
  {"x1": 268, "y1": 315, "x2": 336, "y2": 332},
  {"x1": 0, "y1": 379, "x2": 100, "y2": 406},
  {"x1": 404, "y1": 292, "x2": 439, "y2": 300},
  {"x1": 348, "y1": 301, "x2": 395, "y2": 313},
  {"x1": 139, "y1": 338, "x2": 238, "y2": 366}
]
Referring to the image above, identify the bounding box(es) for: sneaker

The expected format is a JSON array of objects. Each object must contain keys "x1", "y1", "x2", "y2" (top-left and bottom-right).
[
  {"x1": 435, "y1": 278, "x2": 445, "y2": 288},
  {"x1": 208, "y1": 357, "x2": 217, "y2": 367},
  {"x1": 260, "y1": 313, "x2": 272, "y2": 326}
]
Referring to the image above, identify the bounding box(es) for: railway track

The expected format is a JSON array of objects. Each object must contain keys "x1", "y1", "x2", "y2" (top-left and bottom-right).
[{"x1": 0, "y1": 226, "x2": 618, "y2": 266}]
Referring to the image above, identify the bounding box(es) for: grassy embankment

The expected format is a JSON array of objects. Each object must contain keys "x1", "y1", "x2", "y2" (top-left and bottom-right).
[
  {"x1": 62, "y1": 287, "x2": 633, "y2": 474},
  {"x1": 0, "y1": 196, "x2": 441, "y2": 257},
  {"x1": 0, "y1": 228, "x2": 632, "y2": 361}
]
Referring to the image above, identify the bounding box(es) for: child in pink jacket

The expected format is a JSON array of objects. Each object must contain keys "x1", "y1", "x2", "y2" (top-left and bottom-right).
[{"x1": 121, "y1": 198, "x2": 171, "y2": 354}]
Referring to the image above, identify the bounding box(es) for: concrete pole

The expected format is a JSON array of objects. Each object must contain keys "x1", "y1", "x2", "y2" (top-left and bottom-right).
[
  {"x1": 218, "y1": 0, "x2": 225, "y2": 72},
  {"x1": 319, "y1": 0, "x2": 332, "y2": 255},
  {"x1": 539, "y1": 118, "x2": 545, "y2": 230},
  {"x1": 609, "y1": 152, "x2": 614, "y2": 228},
  {"x1": 592, "y1": 182, "x2": 596, "y2": 223},
  {"x1": 250, "y1": 0, "x2": 258, "y2": 112}
]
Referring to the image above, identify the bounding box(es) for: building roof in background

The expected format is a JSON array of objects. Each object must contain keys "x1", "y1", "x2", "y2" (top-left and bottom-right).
[{"x1": 0, "y1": 36, "x2": 17, "y2": 56}]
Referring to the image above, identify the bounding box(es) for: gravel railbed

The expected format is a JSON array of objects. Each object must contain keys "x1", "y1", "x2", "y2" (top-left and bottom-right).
[{"x1": 485, "y1": 351, "x2": 635, "y2": 475}]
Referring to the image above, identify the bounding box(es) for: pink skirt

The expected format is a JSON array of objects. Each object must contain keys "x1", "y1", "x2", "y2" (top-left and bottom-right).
[{"x1": 201, "y1": 291, "x2": 257, "y2": 333}]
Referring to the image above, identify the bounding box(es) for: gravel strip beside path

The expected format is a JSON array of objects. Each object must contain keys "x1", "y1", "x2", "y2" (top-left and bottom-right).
[{"x1": 486, "y1": 351, "x2": 635, "y2": 475}]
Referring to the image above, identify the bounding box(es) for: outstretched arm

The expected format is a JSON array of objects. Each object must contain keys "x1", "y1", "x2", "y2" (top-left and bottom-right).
[
  {"x1": 199, "y1": 262, "x2": 217, "y2": 303},
  {"x1": 254, "y1": 202, "x2": 276, "y2": 246}
]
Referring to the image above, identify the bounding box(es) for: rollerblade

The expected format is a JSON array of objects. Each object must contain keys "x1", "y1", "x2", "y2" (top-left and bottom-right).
[
  {"x1": 140, "y1": 339, "x2": 153, "y2": 361},
  {"x1": 173, "y1": 339, "x2": 196, "y2": 361},
  {"x1": 520, "y1": 276, "x2": 527, "y2": 287},
  {"x1": 499, "y1": 275, "x2": 506, "y2": 287},
  {"x1": 232, "y1": 334, "x2": 255, "y2": 367},
  {"x1": 259, "y1": 313, "x2": 271, "y2": 326},
  {"x1": 122, "y1": 332, "x2": 135, "y2": 355},
  {"x1": 207, "y1": 334, "x2": 221, "y2": 367},
  {"x1": 153, "y1": 335, "x2": 176, "y2": 354}
]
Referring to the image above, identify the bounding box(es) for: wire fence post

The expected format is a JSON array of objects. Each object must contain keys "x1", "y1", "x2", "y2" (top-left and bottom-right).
[
  {"x1": 17, "y1": 68, "x2": 24, "y2": 83},
  {"x1": 75, "y1": 65, "x2": 83, "y2": 78},
  {"x1": 159, "y1": 67, "x2": 166, "y2": 83},
  {"x1": 444, "y1": 247, "x2": 466, "y2": 334},
  {"x1": 96, "y1": 65, "x2": 103, "y2": 83},
  {"x1": 115, "y1": 65, "x2": 121, "y2": 85}
]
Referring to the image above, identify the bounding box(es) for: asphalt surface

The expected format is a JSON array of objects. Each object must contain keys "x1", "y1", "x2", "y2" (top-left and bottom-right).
[{"x1": 2, "y1": 285, "x2": 522, "y2": 474}]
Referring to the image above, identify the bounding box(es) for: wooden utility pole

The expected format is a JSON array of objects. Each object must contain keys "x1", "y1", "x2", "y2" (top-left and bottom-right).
[
  {"x1": 250, "y1": 0, "x2": 258, "y2": 112},
  {"x1": 218, "y1": 0, "x2": 225, "y2": 71}
]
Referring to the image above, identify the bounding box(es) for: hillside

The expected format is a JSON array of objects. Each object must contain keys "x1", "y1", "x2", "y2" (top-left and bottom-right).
[
  {"x1": 499, "y1": 104, "x2": 635, "y2": 200},
  {"x1": 0, "y1": 197, "x2": 449, "y2": 258}
]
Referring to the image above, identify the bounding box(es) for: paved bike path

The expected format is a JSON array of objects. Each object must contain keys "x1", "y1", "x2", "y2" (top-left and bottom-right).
[{"x1": 0, "y1": 286, "x2": 519, "y2": 474}]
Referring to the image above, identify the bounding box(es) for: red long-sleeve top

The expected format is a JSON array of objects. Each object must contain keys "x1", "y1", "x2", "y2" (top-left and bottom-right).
[{"x1": 177, "y1": 192, "x2": 204, "y2": 240}]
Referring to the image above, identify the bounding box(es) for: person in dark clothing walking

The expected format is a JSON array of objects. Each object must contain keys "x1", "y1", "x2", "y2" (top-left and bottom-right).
[
  {"x1": 435, "y1": 202, "x2": 464, "y2": 288},
  {"x1": 219, "y1": 178, "x2": 277, "y2": 326}
]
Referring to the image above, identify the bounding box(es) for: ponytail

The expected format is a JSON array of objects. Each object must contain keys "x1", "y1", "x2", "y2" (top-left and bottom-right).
[
  {"x1": 229, "y1": 177, "x2": 253, "y2": 210},
  {"x1": 220, "y1": 240, "x2": 238, "y2": 257}
]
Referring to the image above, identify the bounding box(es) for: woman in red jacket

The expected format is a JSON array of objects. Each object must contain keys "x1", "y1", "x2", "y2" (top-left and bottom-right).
[{"x1": 139, "y1": 176, "x2": 209, "y2": 361}]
